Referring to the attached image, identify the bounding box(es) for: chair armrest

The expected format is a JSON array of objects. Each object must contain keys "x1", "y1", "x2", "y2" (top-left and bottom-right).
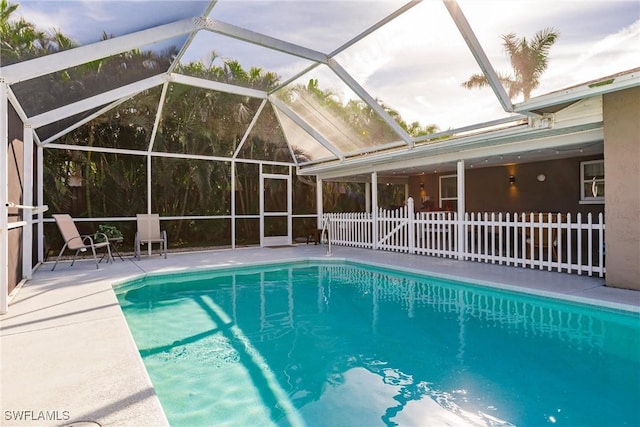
[
  {"x1": 65, "y1": 235, "x2": 85, "y2": 245},
  {"x1": 81, "y1": 234, "x2": 97, "y2": 246}
]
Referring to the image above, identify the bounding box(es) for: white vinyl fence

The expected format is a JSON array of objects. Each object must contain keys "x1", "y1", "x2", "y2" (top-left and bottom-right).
[{"x1": 325, "y1": 198, "x2": 606, "y2": 277}]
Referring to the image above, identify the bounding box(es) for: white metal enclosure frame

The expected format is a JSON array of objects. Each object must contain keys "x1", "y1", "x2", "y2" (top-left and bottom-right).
[{"x1": 1, "y1": 0, "x2": 639, "y2": 312}]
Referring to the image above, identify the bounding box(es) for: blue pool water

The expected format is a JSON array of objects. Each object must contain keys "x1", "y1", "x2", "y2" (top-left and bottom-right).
[{"x1": 116, "y1": 261, "x2": 640, "y2": 426}]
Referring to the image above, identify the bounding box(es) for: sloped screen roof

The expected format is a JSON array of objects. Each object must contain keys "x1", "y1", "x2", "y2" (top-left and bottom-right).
[{"x1": 2, "y1": 0, "x2": 638, "y2": 166}]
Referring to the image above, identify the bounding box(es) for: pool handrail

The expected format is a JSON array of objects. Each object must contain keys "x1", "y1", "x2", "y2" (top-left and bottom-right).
[{"x1": 321, "y1": 216, "x2": 332, "y2": 256}]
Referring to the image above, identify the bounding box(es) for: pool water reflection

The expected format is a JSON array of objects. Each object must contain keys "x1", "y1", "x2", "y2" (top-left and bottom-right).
[{"x1": 116, "y1": 261, "x2": 640, "y2": 426}]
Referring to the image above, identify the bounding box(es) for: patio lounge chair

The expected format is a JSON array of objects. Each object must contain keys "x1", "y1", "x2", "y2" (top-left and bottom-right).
[
  {"x1": 51, "y1": 214, "x2": 113, "y2": 271},
  {"x1": 135, "y1": 214, "x2": 167, "y2": 260}
]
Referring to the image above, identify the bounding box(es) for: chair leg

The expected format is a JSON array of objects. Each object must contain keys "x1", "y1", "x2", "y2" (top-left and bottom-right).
[
  {"x1": 51, "y1": 243, "x2": 68, "y2": 271},
  {"x1": 70, "y1": 249, "x2": 81, "y2": 267},
  {"x1": 90, "y1": 245, "x2": 99, "y2": 269},
  {"x1": 105, "y1": 244, "x2": 113, "y2": 264},
  {"x1": 162, "y1": 231, "x2": 167, "y2": 259}
]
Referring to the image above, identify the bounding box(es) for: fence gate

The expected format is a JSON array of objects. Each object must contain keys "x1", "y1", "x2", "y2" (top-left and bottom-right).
[{"x1": 377, "y1": 204, "x2": 413, "y2": 252}]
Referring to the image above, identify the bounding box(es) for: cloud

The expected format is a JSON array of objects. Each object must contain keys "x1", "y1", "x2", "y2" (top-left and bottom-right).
[
  {"x1": 11, "y1": 0, "x2": 639, "y2": 131},
  {"x1": 542, "y1": 19, "x2": 640, "y2": 90},
  {"x1": 329, "y1": 1, "x2": 640, "y2": 127},
  {"x1": 209, "y1": 0, "x2": 401, "y2": 53},
  {"x1": 17, "y1": 1, "x2": 208, "y2": 44}
]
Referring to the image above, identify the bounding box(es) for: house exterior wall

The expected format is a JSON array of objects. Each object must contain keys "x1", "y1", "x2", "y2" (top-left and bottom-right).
[
  {"x1": 409, "y1": 156, "x2": 604, "y2": 216},
  {"x1": 603, "y1": 86, "x2": 640, "y2": 290}
]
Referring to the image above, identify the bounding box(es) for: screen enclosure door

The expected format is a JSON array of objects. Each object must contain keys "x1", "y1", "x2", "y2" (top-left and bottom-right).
[{"x1": 260, "y1": 173, "x2": 291, "y2": 246}]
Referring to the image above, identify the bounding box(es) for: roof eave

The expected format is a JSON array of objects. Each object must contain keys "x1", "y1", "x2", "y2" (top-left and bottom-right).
[
  {"x1": 514, "y1": 67, "x2": 640, "y2": 115},
  {"x1": 299, "y1": 121, "x2": 603, "y2": 179}
]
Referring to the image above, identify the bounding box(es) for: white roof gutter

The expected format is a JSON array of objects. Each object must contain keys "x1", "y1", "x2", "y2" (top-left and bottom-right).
[
  {"x1": 514, "y1": 68, "x2": 640, "y2": 113},
  {"x1": 299, "y1": 121, "x2": 603, "y2": 179}
]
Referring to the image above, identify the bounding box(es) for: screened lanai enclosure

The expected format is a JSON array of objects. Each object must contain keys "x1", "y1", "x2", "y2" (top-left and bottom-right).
[{"x1": 2, "y1": 0, "x2": 640, "y2": 312}]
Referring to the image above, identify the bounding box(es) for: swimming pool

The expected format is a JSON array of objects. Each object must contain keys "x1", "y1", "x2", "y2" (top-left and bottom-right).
[{"x1": 116, "y1": 260, "x2": 640, "y2": 426}]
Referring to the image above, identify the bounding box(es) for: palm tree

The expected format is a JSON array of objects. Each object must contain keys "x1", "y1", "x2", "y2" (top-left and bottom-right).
[
  {"x1": 462, "y1": 27, "x2": 559, "y2": 101},
  {"x1": 0, "y1": 0, "x2": 44, "y2": 64}
]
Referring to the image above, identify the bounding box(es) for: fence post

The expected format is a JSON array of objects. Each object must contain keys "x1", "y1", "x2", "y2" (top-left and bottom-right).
[
  {"x1": 577, "y1": 213, "x2": 583, "y2": 275},
  {"x1": 587, "y1": 212, "x2": 593, "y2": 276},
  {"x1": 566, "y1": 213, "x2": 572, "y2": 274},
  {"x1": 407, "y1": 197, "x2": 415, "y2": 254},
  {"x1": 598, "y1": 212, "x2": 605, "y2": 277}
]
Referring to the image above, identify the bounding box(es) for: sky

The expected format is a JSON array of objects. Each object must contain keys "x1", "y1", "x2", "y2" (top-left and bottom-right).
[{"x1": 12, "y1": 0, "x2": 640, "y2": 131}]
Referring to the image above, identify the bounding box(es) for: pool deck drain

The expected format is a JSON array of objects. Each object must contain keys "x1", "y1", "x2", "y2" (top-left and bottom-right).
[{"x1": 2, "y1": 245, "x2": 638, "y2": 426}]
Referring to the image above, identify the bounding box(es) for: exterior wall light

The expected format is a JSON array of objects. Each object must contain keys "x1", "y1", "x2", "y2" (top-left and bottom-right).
[
  {"x1": 537, "y1": 174, "x2": 546, "y2": 182},
  {"x1": 509, "y1": 175, "x2": 516, "y2": 185}
]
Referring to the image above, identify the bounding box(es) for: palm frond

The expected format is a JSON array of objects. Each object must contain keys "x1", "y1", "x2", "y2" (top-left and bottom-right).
[{"x1": 461, "y1": 73, "x2": 489, "y2": 89}]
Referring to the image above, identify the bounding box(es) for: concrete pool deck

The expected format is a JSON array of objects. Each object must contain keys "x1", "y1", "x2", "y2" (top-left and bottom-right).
[{"x1": 2, "y1": 245, "x2": 639, "y2": 426}]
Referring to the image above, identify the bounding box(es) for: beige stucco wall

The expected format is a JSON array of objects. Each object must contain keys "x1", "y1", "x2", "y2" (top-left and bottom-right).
[{"x1": 603, "y1": 86, "x2": 640, "y2": 290}]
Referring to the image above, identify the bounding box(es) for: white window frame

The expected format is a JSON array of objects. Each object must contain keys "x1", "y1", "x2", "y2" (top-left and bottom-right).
[
  {"x1": 580, "y1": 159, "x2": 604, "y2": 204},
  {"x1": 439, "y1": 174, "x2": 457, "y2": 209}
]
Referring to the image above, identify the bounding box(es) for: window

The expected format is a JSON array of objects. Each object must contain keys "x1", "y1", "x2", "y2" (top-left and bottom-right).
[
  {"x1": 580, "y1": 159, "x2": 604, "y2": 204},
  {"x1": 439, "y1": 174, "x2": 457, "y2": 210}
]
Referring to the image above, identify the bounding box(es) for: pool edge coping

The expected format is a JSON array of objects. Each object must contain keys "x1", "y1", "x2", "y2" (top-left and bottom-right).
[{"x1": 111, "y1": 256, "x2": 640, "y2": 315}]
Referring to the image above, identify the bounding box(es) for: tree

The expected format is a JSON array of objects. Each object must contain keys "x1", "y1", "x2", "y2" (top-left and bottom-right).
[
  {"x1": 0, "y1": 0, "x2": 45, "y2": 64},
  {"x1": 462, "y1": 27, "x2": 559, "y2": 101},
  {"x1": 8, "y1": 4, "x2": 444, "y2": 247}
]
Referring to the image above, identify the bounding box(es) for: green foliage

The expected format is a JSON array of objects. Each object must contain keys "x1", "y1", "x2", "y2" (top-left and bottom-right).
[
  {"x1": 6, "y1": 3, "x2": 443, "y2": 248},
  {"x1": 94, "y1": 224, "x2": 123, "y2": 243},
  {"x1": 0, "y1": 0, "x2": 45, "y2": 64}
]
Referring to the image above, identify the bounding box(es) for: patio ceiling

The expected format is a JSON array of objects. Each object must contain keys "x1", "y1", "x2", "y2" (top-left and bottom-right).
[
  {"x1": 2, "y1": 0, "x2": 639, "y2": 172},
  {"x1": 331, "y1": 140, "x2": 605, "y2": 183},
  {"x1": 302, "y1": 117, "x2": 607, "y2": 181}
]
